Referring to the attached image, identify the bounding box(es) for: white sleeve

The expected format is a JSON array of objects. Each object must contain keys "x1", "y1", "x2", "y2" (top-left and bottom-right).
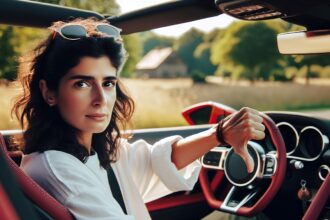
[
  {"x1": 124, "y1": 136, "x2": 201, "y2": 203},
  {"x1": 21, "y1": 152, "x2": 134, "y2": 220}
]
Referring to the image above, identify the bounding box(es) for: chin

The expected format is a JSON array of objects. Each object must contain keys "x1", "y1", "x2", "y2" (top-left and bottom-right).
[
  {"x1": 93, "y1": 129, "x2": 108, "y2": 134},
  {"x1": 92, "y1": 126, "x2": 108, "y2": 134},
  {"x1": 89, "y1": 126, "x2": 108, "y2": 134},
  {"x1": 84, "y1": 120, "x2": 111, "y2": 134}
]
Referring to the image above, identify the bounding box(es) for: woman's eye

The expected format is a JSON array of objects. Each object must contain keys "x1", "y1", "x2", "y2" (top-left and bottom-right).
[
  {"x1": 103, "y1": 81, "x2": 116, "y2": 88},
  {"x1": 74, "y1": 81, "x2": 89, "y2": 88}
]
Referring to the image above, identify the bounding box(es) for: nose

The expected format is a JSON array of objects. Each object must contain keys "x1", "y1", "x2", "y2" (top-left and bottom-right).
[{"x1": 92, "y1": 84, "x2": 107, "y2": 107}]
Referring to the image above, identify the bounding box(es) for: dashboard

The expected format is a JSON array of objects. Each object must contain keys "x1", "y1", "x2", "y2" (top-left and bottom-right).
[
  {"x1": 266, "y1": 112, "x2": 330, "y2": 185},
  {"x1": 265, "y1": 112, "x2": 330, "y2": 219}
]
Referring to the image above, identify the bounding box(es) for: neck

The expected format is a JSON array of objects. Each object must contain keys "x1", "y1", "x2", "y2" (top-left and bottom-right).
[{"x1": 76, "y1": 132, "x2": 93, "y2": 154}]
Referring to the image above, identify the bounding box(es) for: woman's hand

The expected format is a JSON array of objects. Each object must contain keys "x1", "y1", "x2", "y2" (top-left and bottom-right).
[{"x1": 221, "y1": 107, "x2": 266, "y2": 173}]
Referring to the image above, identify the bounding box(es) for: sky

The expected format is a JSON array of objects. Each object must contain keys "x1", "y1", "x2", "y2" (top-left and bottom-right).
[{"x1": 116, "y1": 0, "x2": 236, "y2": 37}]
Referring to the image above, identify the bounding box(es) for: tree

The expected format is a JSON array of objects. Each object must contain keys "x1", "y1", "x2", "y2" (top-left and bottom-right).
[
  {"x1": 140, "y1": 32, "x2": 174, "y2": 55},
  {"x1": 0, "y1": 26, "x2": 18, "y2": 81},
  {"x1": 121, "y1": 34, "x2": 142, "y2": 78},
  {"x1": 0, "y1": 24, "x2": 48, "y2": 81},
  {"x1": 204, "y1": 28, "x2": 222, "y2": 43},
  {"x1": 194, "y1": 43, "x2": 216, "y2": 75},
  {"x1": 211, "y1": 21, "x2": 281, "y2": 82},
  {"x1": 294, "y1": 54, "x2": 330, "y2": 85},
  {"x1": 174, "y1": 28, "x2": 204, "y2": 74}
]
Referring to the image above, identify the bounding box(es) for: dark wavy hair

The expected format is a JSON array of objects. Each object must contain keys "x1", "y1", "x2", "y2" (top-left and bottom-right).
[{"x1": 12, "y1": 18, "x2": 134, "y2": 169}]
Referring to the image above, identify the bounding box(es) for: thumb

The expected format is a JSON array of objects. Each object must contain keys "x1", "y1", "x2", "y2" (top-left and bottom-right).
[{"x1": 238, "y1": 144, "x2": 255, "y2": 173}]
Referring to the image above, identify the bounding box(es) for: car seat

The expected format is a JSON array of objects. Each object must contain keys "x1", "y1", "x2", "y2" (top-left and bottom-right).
[
  {"x1": 0, "y1": 132, "x2": 74, "y2": 220},
  {"x1": 0, "y1": 137, "x2": 39, "y2": 220}
]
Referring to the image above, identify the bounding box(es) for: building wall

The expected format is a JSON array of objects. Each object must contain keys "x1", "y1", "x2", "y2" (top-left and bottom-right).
[{"x1": 153, "y1": 63, "x2": 187, "y2": 78}]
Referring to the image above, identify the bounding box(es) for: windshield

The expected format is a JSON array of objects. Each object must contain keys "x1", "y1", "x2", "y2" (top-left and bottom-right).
[{"x1": 0, "y1": 1, "x2": 329, "y2": 131}]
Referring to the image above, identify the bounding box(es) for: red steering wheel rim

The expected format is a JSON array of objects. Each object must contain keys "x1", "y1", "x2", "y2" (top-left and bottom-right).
[{"x1": 199, "y1": 112, "x2": 287, "y2": 216}]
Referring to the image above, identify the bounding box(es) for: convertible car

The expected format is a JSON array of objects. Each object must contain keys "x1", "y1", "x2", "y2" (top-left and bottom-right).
[{"x1": 0, "y1": 0, "x2": 329, "y2": 220}]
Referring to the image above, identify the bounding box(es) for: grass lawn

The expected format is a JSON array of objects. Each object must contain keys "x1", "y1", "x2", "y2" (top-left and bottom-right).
[{"x1": 1, "y1": 78, "x2": 330, "y2": 130}]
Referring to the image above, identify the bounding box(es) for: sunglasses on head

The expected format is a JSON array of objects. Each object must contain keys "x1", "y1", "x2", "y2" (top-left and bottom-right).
[{"x1": 53, "y1": 23, "x2": 122, "y2": 40}]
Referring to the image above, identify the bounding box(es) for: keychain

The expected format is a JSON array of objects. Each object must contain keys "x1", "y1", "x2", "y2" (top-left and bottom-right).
[{"x1": 297, "y1": 179, "x2": 312, "y2": 213}]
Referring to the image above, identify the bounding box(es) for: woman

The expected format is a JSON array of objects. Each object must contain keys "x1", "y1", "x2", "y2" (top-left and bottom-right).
[{"x1": 13, "y1": 18, "x2": 265, "y2": 220}]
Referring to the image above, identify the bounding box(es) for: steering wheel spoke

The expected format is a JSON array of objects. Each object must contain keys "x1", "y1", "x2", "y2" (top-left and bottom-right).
[
  {"x1": 201, "y1": 147, "x2": 230, "y2": 171},
  {"x1": 220, "y1": 186, "x2": 260, "y2": 213}
]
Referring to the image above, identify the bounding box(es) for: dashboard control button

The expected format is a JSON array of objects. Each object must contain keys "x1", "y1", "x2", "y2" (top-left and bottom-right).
[
  {"x1": 290, "y1": 160, "x2": 304, "y2": 170},
  {"x1": 266, "y1": 158, "x2": 275, "y2": 168}
]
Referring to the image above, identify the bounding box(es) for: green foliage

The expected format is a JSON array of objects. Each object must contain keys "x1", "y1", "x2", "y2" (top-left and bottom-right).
[
  {"x1": 272, "y1": 72, "x2": 293, "y2": 82},
  {"x1": 191, "y1": 70, "x2": 206, "y2": 83},
  {"x1": 175, "y1": 28, "x2": 204, "y2": 73},
  {"x1": 284, "y1": 54, "x2": 330, "y2": 84},
  {"x1": 140, "y1": 32, "x2": 174, "y2": 55},
  {"x1": 194, "y1": 43, "x2": 216, "y2": 75},
  {"x1": 211, "y1": 21, "x2": 284, "y2": 81},
  {"x1": 121, "y1": 34, "x2": 142, "y2": 78},
  {"x1": 0, "y1": 25, "x2": 48, "y2": 81},
  {"x1": 319, "y1": 66, "x2": 330, "y2": 78},
  {"x1": 0, "y1": 26, "x2": 18, "y2": 81},
  {"x1": 204, "y1": 28, "x2": 222, "y2": 43}
]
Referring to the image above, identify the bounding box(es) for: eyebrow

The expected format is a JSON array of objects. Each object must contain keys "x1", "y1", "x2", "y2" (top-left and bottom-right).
[{"x1": 68, "y1": 74, "x2": 117, "y2": 81}]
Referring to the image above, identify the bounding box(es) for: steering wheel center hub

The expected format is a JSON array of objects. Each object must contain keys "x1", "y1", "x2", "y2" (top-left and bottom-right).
[{"x1": 224, "y1": 143, "x2": 265, "y2": 187}]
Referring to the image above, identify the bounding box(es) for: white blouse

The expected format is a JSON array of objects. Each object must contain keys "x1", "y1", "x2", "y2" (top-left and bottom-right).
[{"x1": 21, "y1": 136, "x2": 201, "y2": 220}]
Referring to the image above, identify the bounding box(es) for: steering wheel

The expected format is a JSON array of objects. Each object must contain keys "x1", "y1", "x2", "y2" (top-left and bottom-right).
[{"x1": 199, "y1": 112, "x2": 287, "y2": 216}]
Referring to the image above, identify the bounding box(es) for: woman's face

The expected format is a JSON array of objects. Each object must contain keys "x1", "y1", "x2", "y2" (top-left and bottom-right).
[{"x1": 56, "y1": 56, "x2": 117, "y2": 144}]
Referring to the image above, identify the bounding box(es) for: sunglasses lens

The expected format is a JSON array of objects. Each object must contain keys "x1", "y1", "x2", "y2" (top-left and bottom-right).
[
  {"x1": 61, "y1": 25, "x2": 87, "y2": 39},
  {"x1": 96, "y1": 25, "x2": 120, "y2": 37}
]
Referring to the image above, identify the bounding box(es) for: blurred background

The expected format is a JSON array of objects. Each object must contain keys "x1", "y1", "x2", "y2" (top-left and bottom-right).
[{"x1": 0, "y1": 0, "x2": 330, "y2": 130}]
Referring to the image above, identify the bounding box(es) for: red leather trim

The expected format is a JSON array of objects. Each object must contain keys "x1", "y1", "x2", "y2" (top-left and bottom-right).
[
  {"x1": 199, "y1": 168, "x2": 222, "y2": 209},
  {"x1": 211, "y1": 171, "x2": 225, "y2": 191},
  {"x1": 0, "y1": 184, "x2": 19, "y2": 220},
  {"x1": 302, "y1": 172, "x2": 330, "y2": 220},
  {"x1": 146, "y1": 192, "x2": 205, "y2": 212},
  {"x1": 0, "y1": 134, "x2": 73, "y2": 220}
]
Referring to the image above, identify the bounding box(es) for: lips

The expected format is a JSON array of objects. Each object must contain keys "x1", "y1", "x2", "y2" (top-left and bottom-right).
[
  {"x1": 86, "y1": 113, "x2": 108, "y2": 117},
  {"x1": 86, "y1": 113, "x2": 108, "y2": 121}
]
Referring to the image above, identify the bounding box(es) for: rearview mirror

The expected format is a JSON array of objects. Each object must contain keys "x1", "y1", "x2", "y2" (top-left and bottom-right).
[{"x1": 277, "y1": 30, "x2": 330, "y2": 55}]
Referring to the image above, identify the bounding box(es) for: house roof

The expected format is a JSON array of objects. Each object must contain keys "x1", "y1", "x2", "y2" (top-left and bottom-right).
[{"x1": 136, "y1": 47, "x2": 173, "y2": 70}]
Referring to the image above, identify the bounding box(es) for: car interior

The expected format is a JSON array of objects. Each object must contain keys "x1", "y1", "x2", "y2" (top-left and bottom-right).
[{"x1": 0, "y1": 0, "x2": 329, "y2": 220}]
